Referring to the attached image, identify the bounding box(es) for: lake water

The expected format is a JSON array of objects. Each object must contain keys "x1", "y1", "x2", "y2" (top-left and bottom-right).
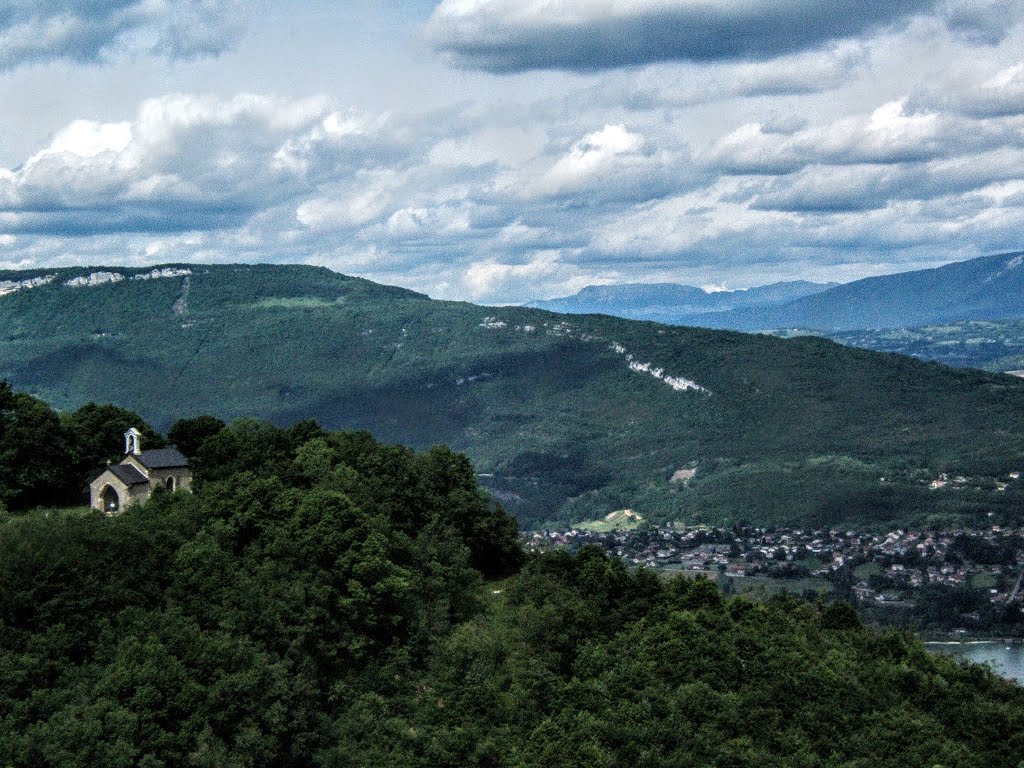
[{"x1": 926, "y1": 641, "x2": 1024, "y2": 684}]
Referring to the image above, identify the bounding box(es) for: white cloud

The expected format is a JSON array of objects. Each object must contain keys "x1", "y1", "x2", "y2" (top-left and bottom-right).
[
  {"x1": 41, "y1": 119, "x2": 133, "y2": 158},
  {"x1": 916, "y1": 62, "x2": 1024, "y2": 118},
  {"x1": 462, "y1": 250, "x2": 593, "y2": 302},
  {"x1": 427, "y1": 125, "x2": 547, "y2": 168},
  {"x1": 295, "y1": 169, "x2": 405, "y2": 231},
  {"x1": 273, "y1": 108, "x2": 397, "y2": 176},
  {"x1": 386, "y1": 204, "x2": 473, "y2": 238},
  {"x1": 296, "y1": 189, "x2": 391, "y2": 230},
  {"x1": 703, "y1": 91, "x2": 1024, "y2": 178},
  {"x1": 749, "y1": 146, "x2": 1024, "y2": 213},
  {"x1": 5, "y1": 68, "x2": 1024, "y2": 304},
  {"x1": 0, "y1": 93, "x2": 390, "y2": 235},
  {"x1": 593, "y1": 179, "x2": 799, "y2": 256},
  {"x1": 539, "y1": 124, "x2": 644, "y2": 193}
]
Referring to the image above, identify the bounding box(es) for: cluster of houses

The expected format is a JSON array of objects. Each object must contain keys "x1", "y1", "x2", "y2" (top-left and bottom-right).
[
  {"x1": 926, "y1": 470, "x2": 1021, "y2": 491},
  {"x1": 525, "y1": 523, "x2": 1024, "y2": 605}
]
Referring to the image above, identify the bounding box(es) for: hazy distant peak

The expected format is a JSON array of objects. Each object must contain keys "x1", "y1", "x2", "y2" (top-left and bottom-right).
[
  {"x1": 570, "y1": 282, "x2": 710, "y2": 301},
  {"x1": 527, "y1": 279, "x2": 837, "y2": 321},
  {"x1": 692, "y1": 250, "x2": 1024, "y2": 333}
]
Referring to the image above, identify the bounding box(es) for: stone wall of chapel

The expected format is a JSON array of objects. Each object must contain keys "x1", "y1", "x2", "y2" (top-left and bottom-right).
[
  {"x1": 89, "y1": 472, "x2": 128, "y2": 512},
  {"x1": 126, "y1": 484, "x2": 152, "y2": 507},
  {"x1": 146, "y1": 467, "x2": 193, "y2": 492},
  {"x1": 89, "y1": 472, "x2": 151, "y2": 513}
]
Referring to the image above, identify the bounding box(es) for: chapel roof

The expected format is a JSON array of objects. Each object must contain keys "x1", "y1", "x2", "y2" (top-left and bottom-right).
[
  {"x1": 109, "y1": 463, "x2": 149, "y2": 486},
  {"x1": 136, "y1": 447, "x2": 189, "y2": 469}
]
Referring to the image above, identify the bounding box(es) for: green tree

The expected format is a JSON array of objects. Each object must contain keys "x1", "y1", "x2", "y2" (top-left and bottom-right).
[
  {"x1": 167, "y1": 415, "x2": 226, "y2": 458},
  {"x1": 0, "y1": 383, "x2": 75, "y2": 509}
]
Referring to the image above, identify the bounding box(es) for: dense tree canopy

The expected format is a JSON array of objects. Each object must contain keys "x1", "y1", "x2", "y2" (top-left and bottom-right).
[
  {"x1": 0, "y1": 381, "x2": 71, "y2": 509},
  {"x1": 2, "y1": 506, "x2": 1021, "y2": 766},
  {"x1": 62, "y1": 401, "x2": 166, "y2": 478},
  {"x1": 0, "y1": 389, "x2": 1021, "y2": 765},
  {"x1": 167, "y1": 414, "x2": 226, "y2": 458}
]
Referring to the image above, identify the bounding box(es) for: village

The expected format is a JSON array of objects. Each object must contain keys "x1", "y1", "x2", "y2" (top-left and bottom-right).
[{"x1": 524, "y1": 523, "x2": 1024, "y2": 616}]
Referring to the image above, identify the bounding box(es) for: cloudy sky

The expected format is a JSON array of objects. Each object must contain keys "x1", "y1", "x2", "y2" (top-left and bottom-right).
[{"x1": 1, "y1": 0, "x2": 1024, "y2": 303}]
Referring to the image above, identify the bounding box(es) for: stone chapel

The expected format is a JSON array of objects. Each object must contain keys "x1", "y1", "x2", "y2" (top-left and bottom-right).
[{"x1": 89, "y1": 428, "x2": 192, "y2": 513}]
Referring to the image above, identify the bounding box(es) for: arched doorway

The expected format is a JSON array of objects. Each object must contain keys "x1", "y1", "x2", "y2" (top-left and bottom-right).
[
  {"x1": 101, "y1": 485, "x2": 120, "y2": 513},
  {"x1": 166, "y1": 476, "x2": 175, "y2": 491}
]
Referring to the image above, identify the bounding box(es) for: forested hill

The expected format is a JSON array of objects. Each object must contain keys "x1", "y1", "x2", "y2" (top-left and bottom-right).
[
  {"x1": 5, "y1": 263, "x2": 1024, "y2": 529},
  {"x1": 3, "y1": 423, "x2": 1022, "y2": 766}
]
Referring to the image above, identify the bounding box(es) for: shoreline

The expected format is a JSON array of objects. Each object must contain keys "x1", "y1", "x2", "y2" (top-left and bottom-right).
[
  {"x1": 924, "y1": 640, "x2": 1017, "y2": 646},
  {"x1": 924, "y1": 638, "x2": 1024, "y2": 646}
]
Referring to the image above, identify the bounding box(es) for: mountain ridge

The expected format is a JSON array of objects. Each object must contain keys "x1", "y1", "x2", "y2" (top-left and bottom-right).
[
  {"x1": 4, "y1": 262, "x2": 1024, "y2": 529},
  {"x1": 526, "y1": 252, "x2": 1024, "y2": 333},
  {"x1": 710, "y1": 251, "x2": 1024, "y2": 331},
  {"x1": 643, "y1": 253, "x2": 1024, "y2": 332}
]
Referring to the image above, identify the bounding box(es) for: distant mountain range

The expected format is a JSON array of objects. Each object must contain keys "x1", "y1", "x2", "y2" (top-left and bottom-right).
[
  {"x1": 529, "y1": 252, "x2": 1024, "y2": 332},
  {"x1": 527, "y1": 280, "x2": 836, "y2": 323},
  {"x1": 3, "y1": 263, "x2": 1024, "y2": 530}
]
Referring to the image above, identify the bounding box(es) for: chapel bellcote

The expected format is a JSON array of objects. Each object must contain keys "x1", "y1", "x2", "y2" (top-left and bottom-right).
[{"x1": 125, "y1": 427, "x2": 143, "y2": 456}]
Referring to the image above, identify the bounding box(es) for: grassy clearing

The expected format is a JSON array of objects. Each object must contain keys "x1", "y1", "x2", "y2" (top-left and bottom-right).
[
  {"x1": 970, "y1": 572, "x2": 999, "y2": 590},
  {"x1": 252, "y1": 297, "x2": 341, "y2": 309},
  {"x1": 731, "y1": 575, "x2": 833, "y2": 600},
  {"x1": 1, "y1": 506, "x2": 93, "y2": 528},
  {"x1": 854, "y1": 562, "x2": 883, "y2": 580},
  {"x1": 574, "y1": 509, "x2": 644, "y2": 532}
]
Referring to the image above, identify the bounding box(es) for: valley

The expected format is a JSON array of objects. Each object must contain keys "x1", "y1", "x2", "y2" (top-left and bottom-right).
[{"x1": 816, "y1": 319, "x2": 1024, "y2": 373}]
